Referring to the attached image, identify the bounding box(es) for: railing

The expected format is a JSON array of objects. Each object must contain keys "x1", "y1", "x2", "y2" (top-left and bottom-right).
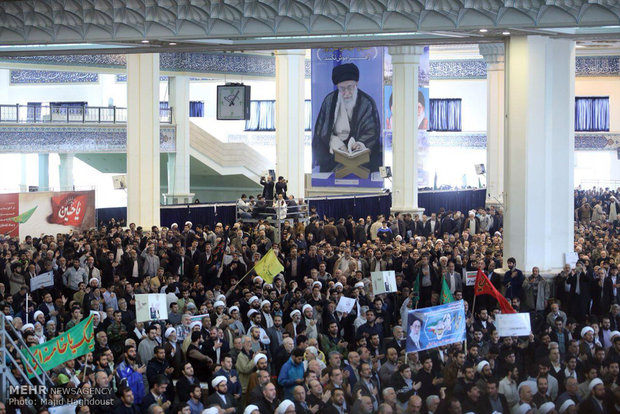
[
  {"x1": 0, "y1": 104, "x2": 173, "y2": 124},
  {"x1": 236, "y1": 201, "x2": 309, "y2": 243}
]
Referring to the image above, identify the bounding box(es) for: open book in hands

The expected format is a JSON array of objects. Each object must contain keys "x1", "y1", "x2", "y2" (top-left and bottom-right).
[{"x1": 332, "y1": 137, "x2": 370, "y2": 159}]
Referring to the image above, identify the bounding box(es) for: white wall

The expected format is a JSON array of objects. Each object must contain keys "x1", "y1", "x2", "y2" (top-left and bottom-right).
[{"x1": 429, "y1": 79, "x2": 487, "y2": 131}]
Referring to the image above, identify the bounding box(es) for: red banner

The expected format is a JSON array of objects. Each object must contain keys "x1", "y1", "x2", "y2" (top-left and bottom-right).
[
  {"x1": 47, "y1": 193, "x2": 88, "y2": 227},
  {"x1": 0, "y1": 193, "x2": 19, "y2": 237}
]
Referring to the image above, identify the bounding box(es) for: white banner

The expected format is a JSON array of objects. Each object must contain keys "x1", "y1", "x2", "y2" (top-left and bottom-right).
[
  {"x1": 135, "y1": 294, "x2": 169, "y2": 323},
  {"x1": 565, "y1": 252, "x2": 579, "y2": 268},
  {"x1": 463, "y1": 270, "x2": 477, "y2": 286},
  {"x1": 336, "y1": 296, "x2": 356, "y2": 314},
  {"x1": 30, "y1": 270, "x2": 54, "y2": 291},
  {"x1": 496, "y1": 313, "x2": 531, "y2": 337},
  {"x1": 371, "y1": 271, "x2": 397, "y2": 294}
]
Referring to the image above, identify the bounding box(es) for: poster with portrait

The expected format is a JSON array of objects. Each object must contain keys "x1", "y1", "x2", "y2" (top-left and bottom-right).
[
  {"x1": 383, "y1": 46, "x2": 430, "y2": 186},
  {"x1": 311, "y1": 47, "x2": 384, "y2": 188},
  {"x1": 372, "y1": 270, "x2": 397, "y2": 294},
  {"x1": 136, "y1": 294, "x2": 168, "y2": 322},
  {"x1": 406, "y1": 300, "x2": 466, "y2": 353}
]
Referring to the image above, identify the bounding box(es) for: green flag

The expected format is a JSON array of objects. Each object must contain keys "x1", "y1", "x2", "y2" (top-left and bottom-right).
[
  {"x1": 412, "y1": 274, "x2": 420, "y2": 308},
  {"x1": 10, "y1": 206, "x2": 37, "y2": 224},
  {"x1": 440, "y1": 277, "x2": 455, "y2": 304},
  {"x1": 21, "y1": 314, "x2": 95, "y2": 378}
]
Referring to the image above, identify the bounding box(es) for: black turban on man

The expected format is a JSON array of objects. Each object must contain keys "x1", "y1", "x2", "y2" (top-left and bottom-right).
[{"x1": 332, "y1": 63, "x2": 359, "y2": 85}]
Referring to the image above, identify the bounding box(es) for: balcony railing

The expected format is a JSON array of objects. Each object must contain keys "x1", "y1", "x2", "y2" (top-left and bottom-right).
[{"x1": 0, "y1": 104, "x2": 173, "y2": 124}]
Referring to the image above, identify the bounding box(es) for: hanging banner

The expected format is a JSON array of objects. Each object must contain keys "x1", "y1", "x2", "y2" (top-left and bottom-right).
[
  {"x1": 406, "y1": 300, "x2": 466, "y2": 353},
  {"x1": 0, "y1": 190, "x2": 95, "y2": 239},
  {"x1": 21, "y1": 314, "x2": 95, "y2": 377},
  {"x1": 496, "y1": 313, "x2": 532, "y2": 337},
  {"x1": 135, "y1": 294, "x2": 169, "y2": 322},
  {"x1": 311, "y1": 47, "x2": 384, "y2": 188},
  {"x1": 372, "y1": 271, "x2": 397, "y2": 294},
  {"x1": 383, "y1": 46, "x2": 430, "y2": 186}
]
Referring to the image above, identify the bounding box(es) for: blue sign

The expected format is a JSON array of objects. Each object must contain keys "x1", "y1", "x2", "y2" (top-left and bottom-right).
[{"x1": 406, "y1": 300, "x2": 466, "y2": 353}]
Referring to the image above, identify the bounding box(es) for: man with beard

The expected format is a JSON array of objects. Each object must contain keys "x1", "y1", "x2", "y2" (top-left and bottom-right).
[
  {"x1": 312, "y1": 63, "x2": 381, "y2": 174},
  {"x1": 117, "y1": 346, "x2": 146, "y2": 405}
]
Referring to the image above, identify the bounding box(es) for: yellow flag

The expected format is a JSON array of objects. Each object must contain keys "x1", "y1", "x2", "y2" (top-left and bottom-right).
[{"x1": 254, "y1": 249, "x2": 284, "y2": 283}]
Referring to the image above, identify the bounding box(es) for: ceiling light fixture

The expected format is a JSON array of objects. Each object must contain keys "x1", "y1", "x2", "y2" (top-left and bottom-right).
[
  {"x1": 502, "y1": 31, "x2": 510, "y2": 35},
  {"x1": 141, "y1": 40, "x2": 149, "y2": 44},
  {"x1": 479, "y1": 29, "x2": 488, "y2": 33},
  {"x1": 169, "y1": 42, "x2": 177, "y2": 46}
]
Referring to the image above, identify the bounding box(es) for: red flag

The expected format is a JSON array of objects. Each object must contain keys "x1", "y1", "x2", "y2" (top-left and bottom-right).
[
  {"x1": 474, "y1": 269, "x2": 516, "y2": 314},
  {"x1": 47, "y1": 193, "x2": 88, "y2": 227}
]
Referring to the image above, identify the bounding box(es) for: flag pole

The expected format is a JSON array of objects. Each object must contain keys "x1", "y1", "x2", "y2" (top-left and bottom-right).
[
  {"x1": 224, "y1": 265, "x2": 256, "y2": 299},
  {"x1": 25, "y1": 293, "x2": 29, "y2": 324}
]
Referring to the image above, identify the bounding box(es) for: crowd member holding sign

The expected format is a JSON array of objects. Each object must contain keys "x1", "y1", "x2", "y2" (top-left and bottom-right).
[{"x1": 4, "y1": 188, "x2": 620, "y2": 413}]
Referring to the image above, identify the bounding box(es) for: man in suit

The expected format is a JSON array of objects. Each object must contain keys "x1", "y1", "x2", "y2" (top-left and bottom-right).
[
  {"x1": 578, "y1": 378, "x2": 608, "y2": 414},
  {"x1": 122, "y1": 249, "x2": 144, "y2": 283},
  {"x1": 323, "y1": 388, "x2": 349, "y2": 414},
  {"x1": 140, "y1": 375, "x2": 171, "y2": 414},
  {"x1": 482, "y1": 378, "x2": 510, "y2": 413},
  {"x1": 424, "y1": 213, "x2": 441, "y2": 238},
  {"x1": 445, "y1": 261, "x2": 462, "y2": 294},
  {"x1": 205, "y1": 376, "x2": 237, "y2": 413}
]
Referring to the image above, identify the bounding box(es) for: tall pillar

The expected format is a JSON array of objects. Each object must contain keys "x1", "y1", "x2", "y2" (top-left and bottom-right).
[
  {"x1": 479, "y1": 43, "x2": 505, "y2": 207},
  {"x1": 504, "y1": 36, "x2": 575, "y2": 271},
  {"x1": 165, "y1": 76, "x2": 194, "y2": 205},
  {"x1": 58, "y1": 153, "x2": 74, "y2": 190},
  {"x1": 388, "y1": 46, "x2": 425, "y2": 214},
  {"x1": 275, "y1": 50, "x2": 305, "y2": 199},
  {"x1": 38, "y1": 153, "x2": 49, "y2": 190},
  {"x1": 127, "y1": 53, "x2": 160, "y2": 227}
]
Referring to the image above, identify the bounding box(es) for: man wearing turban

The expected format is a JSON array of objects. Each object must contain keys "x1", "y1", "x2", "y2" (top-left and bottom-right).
[{"x1": 312, "y1": 63, "x2": 382, "y2": 174}]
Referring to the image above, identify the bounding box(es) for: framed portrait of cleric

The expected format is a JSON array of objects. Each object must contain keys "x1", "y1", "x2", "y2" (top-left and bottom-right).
[{"x1": 311, "y1": 48, "x2": 384, "y2": 188}]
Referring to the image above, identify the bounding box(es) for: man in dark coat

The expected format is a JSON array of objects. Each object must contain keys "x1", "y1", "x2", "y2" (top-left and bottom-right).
[{"x1": 312, "y1": 63, "x2": 381, "y2": 174}]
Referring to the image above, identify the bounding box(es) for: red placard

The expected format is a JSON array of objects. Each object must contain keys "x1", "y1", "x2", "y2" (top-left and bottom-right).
[
  {"x1": 47, "y1": 193, "x2": 88, "y2": 227},
  {"x1": 0, "y1": 193, "x2": 19, "y2": 237}
]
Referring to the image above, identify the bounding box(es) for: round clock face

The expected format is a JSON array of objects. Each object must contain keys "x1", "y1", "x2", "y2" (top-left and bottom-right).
[{"x1": 218, "y1": 86, "x2": 246, "y2": 120}]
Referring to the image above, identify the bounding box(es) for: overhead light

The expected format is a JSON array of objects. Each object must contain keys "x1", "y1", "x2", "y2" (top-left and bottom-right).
[
  {"x1": 169, "y1": 42, "x2": 177, "y2": 46},
  {"x1": 141, "y1": 40, "x2": 149, "y2": 44},
  {"x1": 479, "y1": 29, "x2": 488, "y2": 33},
  {"x1": 502, "y1": 31, "x2": 510, "y2": 35}
]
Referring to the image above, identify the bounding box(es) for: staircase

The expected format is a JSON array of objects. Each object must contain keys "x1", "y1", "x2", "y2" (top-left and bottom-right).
[{"x1": 189, "y1": 121, "x2": 271, "y2": 184}]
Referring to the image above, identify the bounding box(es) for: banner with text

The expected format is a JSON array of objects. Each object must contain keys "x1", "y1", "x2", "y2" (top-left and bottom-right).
[
  {"x1": 136, "y1": 294, "x2": 169, "y2": 322},
  {"x1": 0, "y1": 190, "x2": 95, "y2": 239},
  {"x1": 372, "y1": 270, "x2": 397, "y2": 294},
  {"x1": 406, "y1": 300, "x2": 466, "y2": 353},
  {"x1": 496, "y1": 313, "x2": 532, "y2": 337},
  {"x1": 21, "y1": 314, "x2": 95, "y2": 377}
]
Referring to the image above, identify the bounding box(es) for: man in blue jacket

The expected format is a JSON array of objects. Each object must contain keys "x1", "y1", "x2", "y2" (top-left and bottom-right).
[
  {"x1": 116, "y1": 345, "x2": 146, "y2": 405},
  {"x1": 278, "y1": 347, "x2": 305, "y2": 400}
]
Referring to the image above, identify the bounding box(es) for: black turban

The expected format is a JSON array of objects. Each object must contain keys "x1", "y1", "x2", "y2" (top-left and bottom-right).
[{"x1": 332, "y1": 63, "x2": 359, "y2": 85}]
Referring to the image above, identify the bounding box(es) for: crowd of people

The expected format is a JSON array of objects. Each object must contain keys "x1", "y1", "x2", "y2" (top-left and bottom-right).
[{"x1": 2, "y1": 187, "x2": 620, "y2": 414}]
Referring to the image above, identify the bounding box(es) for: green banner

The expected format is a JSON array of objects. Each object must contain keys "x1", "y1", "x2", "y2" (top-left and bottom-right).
[{"x1": 21, "y1": 314, "x2": 95, "y2": 378}]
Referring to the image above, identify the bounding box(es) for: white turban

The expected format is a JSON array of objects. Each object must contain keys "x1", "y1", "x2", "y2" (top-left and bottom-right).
[
  {"x1": 476, "y1": 360, "x2": 489, "y2": 374},
  {"x1": 517, "y1": 404, "x2": 532, "y2": 414},
  {"x1": 211, "y1": 375, "x2": 227, "y2": 389},
  {"x1": 21, "y1": 323, "x2": 34, "y2": 332},
  {"x1": 302, "y1": 304, "x2": 313, "y2": 314},
  {"x1": 229, "y1": 306, "x2": 239, "y2": 314},
  {"x1": 249, "y1": 296, "x2": 259, "y2": 304},
  {"x1": 312, "y1": 281, "x2": 322, "y2": 289},
  {"x1": 247, "y1": 309, "x2": 259, "y2": 318},
  {"x1": 581, "y1": 326, "x2": 594, "y2": 338},
  {"x1": 589, "y1": 377, "x2": 603, "y2": 391},
  {"x1": 275, "y1": 400, "x2": 295, "y2": 414},
  {"x1": 334, "y1": 282, "x2": 343, "y2": 289},
  {"x1": 354, "y1": 282, "x2": 365, "y2": 288},
  {"x1": 33, "y1": 311, "x2": 44, "y2": 321},
  {"x1": 165, "y1": 327, "x2": 175, "y2": 338},
  {"x1": 201, "y1": 409, "x2": 218, "y2": 414},
  {"x1": 189, "y1": 321, "x2": 202, "y2": 329},
  {"x1": 290, "y1": 310, "x2": 301, "y2": 319},
  {"x1": 253, "y1": 353, "x2": 267, "y2": 366},
  {"x1": 214, "y1": 301, "x2": 225, "y2": 309},
  {"x1": 261, "y1": 300, "x2": 271, "y2": 308},
  {"x1": 243, "y1": 406, "x2": 259, "y2": 414},
  {"x1": 559, "y1": 400, "x2": 575, "y2": 414},
  {"x1": 538, "y1": 402, "x2": 555, "y2": 414}
]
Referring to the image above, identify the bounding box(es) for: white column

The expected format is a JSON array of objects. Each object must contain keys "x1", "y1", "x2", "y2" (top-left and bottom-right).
[
  {"x1": 504, "y1": 36, "x2": 575, "y2": 272},
  {"x1": 479, "y1": 43, "x2": 505, "y2": 207},
  {"x1": 388, "y1": 46, "x2": 425, "y2": 214},
  {"x1": 38, "y1": 153, "x2": 49, "y2": 190},
  {"x1": 165, "y1": 76, "x2": 194, "y2": 205},
  {"x1": 275, "y1": 50, "x2": 305, "y2": 199},
  {"x1": 127, "y1": 53, "x2": 160, "y2": 227},
  {"x1": 58, "y1": 153, "x2": 74, "y2": 190}
]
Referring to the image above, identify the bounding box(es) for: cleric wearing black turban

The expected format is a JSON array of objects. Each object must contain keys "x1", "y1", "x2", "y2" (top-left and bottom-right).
[{"x1": 312, "y1": 63, "x2": 382, "y2": 174}]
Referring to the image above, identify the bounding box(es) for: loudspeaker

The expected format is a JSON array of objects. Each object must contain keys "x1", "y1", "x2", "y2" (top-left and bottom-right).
[
  {"x1": 379, "y1": 166, "x2": 392, "y2": 178},
  {"x1": 475, "y1": 164, "x2": 486, "y2": 175}
]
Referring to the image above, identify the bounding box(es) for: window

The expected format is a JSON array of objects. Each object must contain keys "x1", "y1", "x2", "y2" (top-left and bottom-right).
[
  {"x1": 428, "y1": 98, "x2": 461, "y2": 131},
  {"x1": 245, "y1": 100, "x2": 312, "y2": 131},
  {"x1": 575, "y1": 97, "x2": 609, "y2": 131},
  {"x1": 189, "y1": 101, "x2": 204, "y2": 117}
]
